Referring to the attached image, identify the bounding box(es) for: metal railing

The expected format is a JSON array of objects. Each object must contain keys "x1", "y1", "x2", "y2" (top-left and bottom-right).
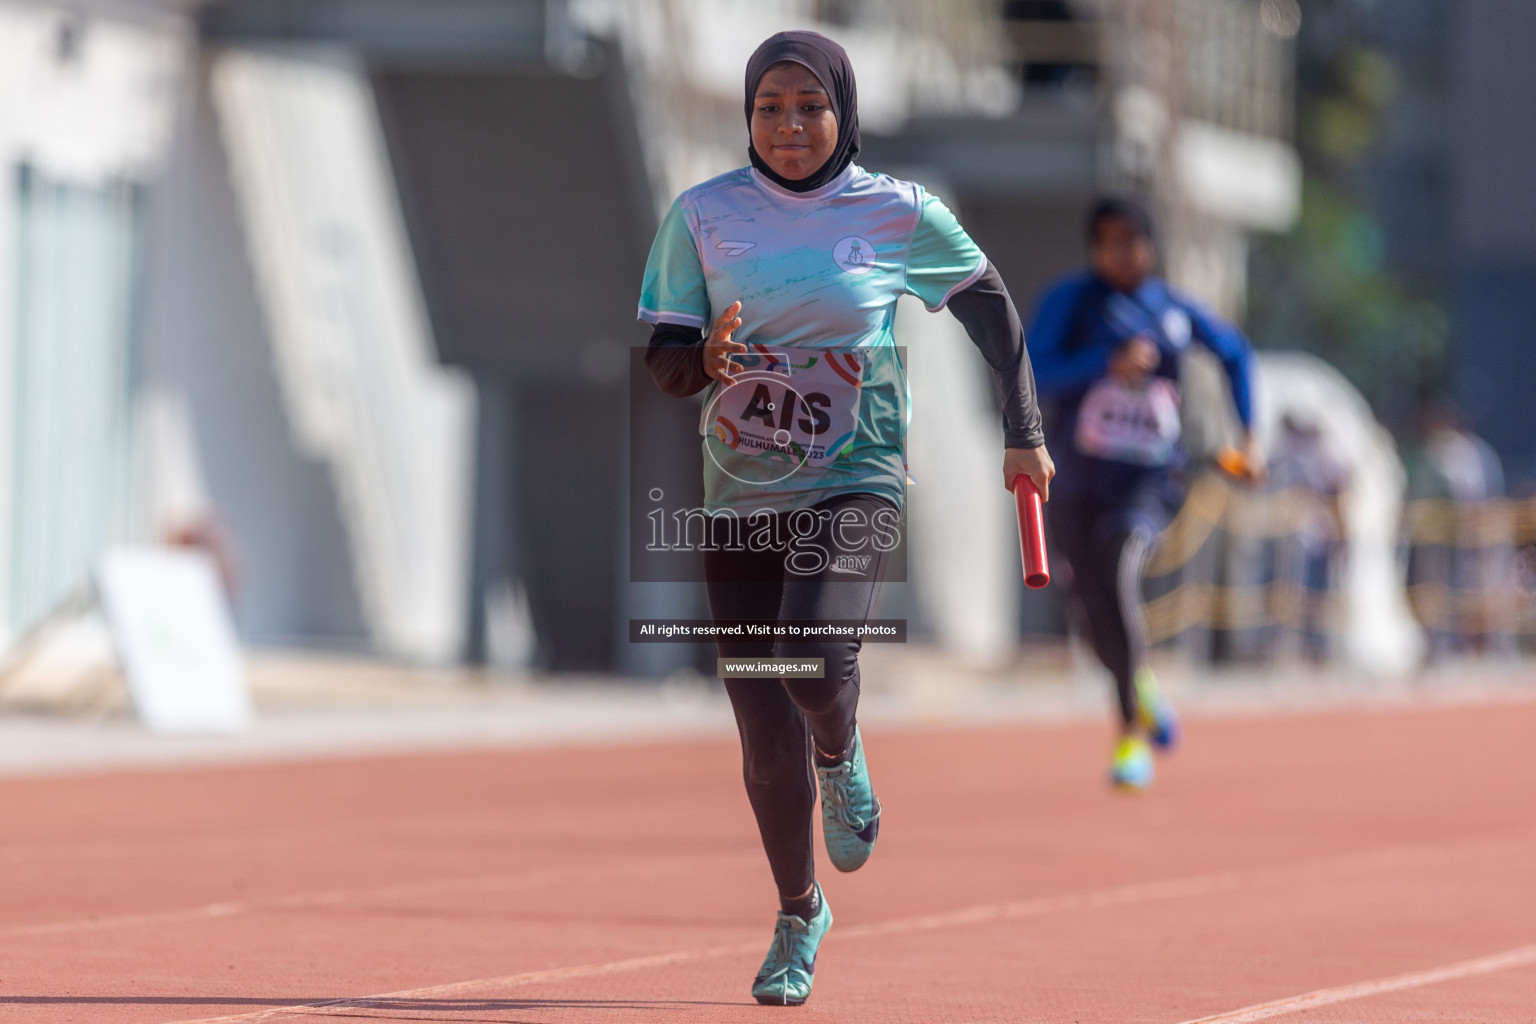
[{"x1": 1133, "y1": 472, "x2": 1536, "y2": 663}]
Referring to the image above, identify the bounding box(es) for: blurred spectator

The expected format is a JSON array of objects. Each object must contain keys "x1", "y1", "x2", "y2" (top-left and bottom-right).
[
  {"x1": 1403, "y1": 400, "x2": 1517, "y2": 663},
  {"x1": 1267, "y1": 411, "x2": 1351, "y2": 663}
]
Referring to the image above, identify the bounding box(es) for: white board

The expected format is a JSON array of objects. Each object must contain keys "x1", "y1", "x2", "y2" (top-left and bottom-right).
[{"x1": 96, "y1": 547, "x2": 252, "y2": 733}]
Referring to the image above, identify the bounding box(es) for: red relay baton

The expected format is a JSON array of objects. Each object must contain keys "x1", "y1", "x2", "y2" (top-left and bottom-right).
[{"x1": 1012, "y1": 475, "x2": 1050, "y2": 589}]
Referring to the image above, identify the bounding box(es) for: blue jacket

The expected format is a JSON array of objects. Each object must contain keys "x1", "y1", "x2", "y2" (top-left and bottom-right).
[{"x1": 1026, "y1": 271, "x2": 1255, "y2": 497}]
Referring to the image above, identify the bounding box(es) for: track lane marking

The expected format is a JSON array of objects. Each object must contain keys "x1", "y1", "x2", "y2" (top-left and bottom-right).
[
  {"x1": 156, "y1": 827, "x2": 1536, "y2": 1023},
  {"x1": 1176, "y1": 942, "x2": 1536, "y2": 1023},
  {"x1": 16, "y1": 820, "x2": 1525, "y2": 943},
  {"x1": 0, "y1": 861, "x2": 666, "y2": 940},
  {"x1": 146, "y1": 870, "x2": 1306, "y2": 1023},
  {"x1": 0, "y1": 808, "x2": 654, "y2": 865},
  {"x1": 5, "y1": 826, "x2": 1513, "y2": 1021}
]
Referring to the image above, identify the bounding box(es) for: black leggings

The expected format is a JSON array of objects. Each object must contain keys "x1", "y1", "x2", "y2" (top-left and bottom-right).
[
  {"x1": 705, "y1": 493, "x2": 895, "y2": 899},
  {"x1": 1049, "y1": 491, "x2": 1169, "y2": 727}
]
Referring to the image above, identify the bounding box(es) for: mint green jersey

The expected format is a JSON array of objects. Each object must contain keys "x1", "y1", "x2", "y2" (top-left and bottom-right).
[{"x1": 638, "y1": 163, "x2": 986, "y2": 514}]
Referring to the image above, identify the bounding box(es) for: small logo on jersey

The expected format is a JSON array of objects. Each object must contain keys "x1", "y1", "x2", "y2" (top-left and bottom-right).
[
  {"x1": 716, "y1": 240, "x2": 756, "y2": 257},
  {"x1": 1162, "y1": 309, "x2": 1192, "y2": 349},
  {"x1": 833, "y1": 236, "x2": 876, "y2": 275}
]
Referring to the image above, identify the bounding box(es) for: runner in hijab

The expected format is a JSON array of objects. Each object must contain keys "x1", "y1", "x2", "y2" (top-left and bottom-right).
[
  {"x1": 640, "y1": 30, "x2": 1053, "y2": 1006},
  {"x1": 1025, "y1": 197, "x2": 1262, "y2": 791}
]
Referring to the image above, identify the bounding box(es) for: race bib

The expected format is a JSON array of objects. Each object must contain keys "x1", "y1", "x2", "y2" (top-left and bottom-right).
[
  {"x1": 1074, "y1": 377, "x2": 1182, "y2": 466},
  {"x1": 703, "y1": 347, "x2": 864, "y2": 467}
]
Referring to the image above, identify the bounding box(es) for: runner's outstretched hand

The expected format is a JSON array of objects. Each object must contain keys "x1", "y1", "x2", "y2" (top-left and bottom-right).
[
  {"x1": 1217, "y1": 434, "x2": 1269, "y2": 486},
  {"x1": 704, "y1": 301, "x2": 746, "y2": 385},
  {"x1": 1005, "y1": 445, "x2": 1055, "y2": 502}
]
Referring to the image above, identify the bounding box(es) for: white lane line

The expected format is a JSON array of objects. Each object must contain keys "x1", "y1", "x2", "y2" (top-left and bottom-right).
[
  {"x1": 159, "y1": 941, "x2": 769, "y2": 1024},
  {"x1": 30, "y1": 820, "x2": 1519, "y2": 943},
  {"x1": 1177, "y1": 942, "x2": 1536, "y2": 1023},
  {"x1": 0, "y1": 862, "x2": 626, "y2": 940},
  {"x1": 9, "y1": 901, "x2": 253, "y2": 939},
  {"x1": 159, "y1": 871, "x2": 1254, "y2": 1023},
  {"x1": 1, "y1": 877, "x2": 509, "y2": 940},
  {"x1": 122, "y1": 825, "x2": 1536, "y2": 1023},
  {"x1": 0, "y1": 808, "x2": 602, "y2": 866},
  {"x1": 837, "y1": 871, "x2": 1246, "y2": 941}
]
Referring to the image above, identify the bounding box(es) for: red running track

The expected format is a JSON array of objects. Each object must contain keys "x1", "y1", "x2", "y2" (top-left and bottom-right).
[{"x1": 3, "y1": 699, "x2": 1536, "y2": 1023}]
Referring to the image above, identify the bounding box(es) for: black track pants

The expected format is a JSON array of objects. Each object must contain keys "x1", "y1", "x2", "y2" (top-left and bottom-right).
[
  {"x1": 1049, "y1": 490, "x2": 1170, "y2": 727},
  {"x1": 704, "y1": 493, "x2": 894, "y2": 899}
]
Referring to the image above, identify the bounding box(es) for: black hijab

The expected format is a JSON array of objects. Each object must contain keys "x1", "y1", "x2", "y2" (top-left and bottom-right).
[{"x1": 744, "y1": 31, "x2": 861, "y2": 193}]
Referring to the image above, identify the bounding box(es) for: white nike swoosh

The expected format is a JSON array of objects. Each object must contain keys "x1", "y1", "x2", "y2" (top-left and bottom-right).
[{"x1": 717, "y1": 240, "x2": 756, "y2": 257}]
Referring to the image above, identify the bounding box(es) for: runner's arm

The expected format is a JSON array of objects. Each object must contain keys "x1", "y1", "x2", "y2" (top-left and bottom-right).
[
  {"x1": 1183, "y1": 298, "x2": 1255, "y2": 430},
  {"x1": 638, "y1": 194, "x2": 711, "y2": 398},
  {"x1": 645, "y1": 322, "x2": 712, "y2": 398},
  {"x1": 946, "y1": 264, "x2": 1045, "y2": 449},
  {"x1": 1024, "y1": 278, "x2": 1115, "y2": 396}
]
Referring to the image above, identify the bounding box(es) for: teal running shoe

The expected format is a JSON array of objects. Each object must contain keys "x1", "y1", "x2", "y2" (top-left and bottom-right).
[
  {"x1": 1111, "y1": 735, "x2": 1155, "y2": 791},
  {"x1": 816, "y1": 727, "x2": 881, "y2": 872},
  {"x1": 751, "y1": 884, "x2": 832, "y2": 1006},
  {"x1": 1134, "y1": 667, "x2": 1181, "y2": 751}
]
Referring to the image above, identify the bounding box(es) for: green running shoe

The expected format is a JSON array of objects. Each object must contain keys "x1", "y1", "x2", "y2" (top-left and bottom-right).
[
  {"x1": 1111, "y1": 734, "x2": 1155, "y2": 791},
  {"x1": 751, "y1": 884, "x2": 832, "y2": 1006},
  {"x1": 1134, "y1": 668, "x2": 1181, "y2": 751},
  {"x1": 816, "y1": 727, "x2": 881, "y2": 872}
]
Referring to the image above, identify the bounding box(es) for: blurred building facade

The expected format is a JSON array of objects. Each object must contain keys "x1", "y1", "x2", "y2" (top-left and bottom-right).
[
  {"x1": 1274, "y1": 0, "x2": 1536, "y2": 486},
  {"x1": 0, "y1": 1, "x2": 188, "y2": 647},
  {"x1": 0, "y1": 0, "x2": 1307, "y2": 672},
  {"x1": 866, "y1": 0, "x2": 1300, "y2": 322},
  {"x1": 1447, "y1": 1, "x2": 1536, "y2": 487}
]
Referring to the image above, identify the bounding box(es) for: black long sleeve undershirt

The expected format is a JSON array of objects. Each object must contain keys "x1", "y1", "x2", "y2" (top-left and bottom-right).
[
  {"x1": 644, "y1": 321, "x2": 712, "y2": 398},
  {"x1": 643, "y1": 263, "x2": 1045, "y2": 449},
  {"x1": 945, "y1": 263, "x2": 1046, "y2": 449}
]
